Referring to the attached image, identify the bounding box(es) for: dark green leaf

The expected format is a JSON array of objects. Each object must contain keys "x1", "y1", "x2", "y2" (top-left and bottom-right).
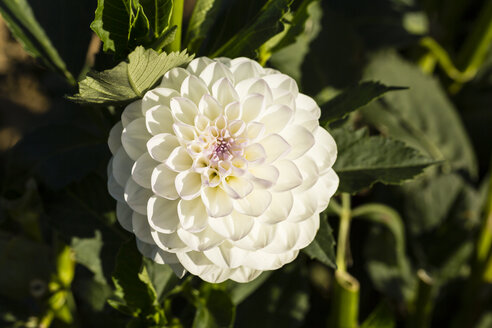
[
  {"x1": 211, "y1": 0, "x2": 292, "y2": 58},
  {"x1": 320, "y1": 81, "x2": 407, "y2": 123},
  {"x1": 0, "y1": 0, "x2": 75, "y2": 83},
  {"x1": 226, "y1": 271, "x2": 273, "y2": 305},
  {"x1": 185, "y1": 0, "x2": 223, "y2": 54},
  {"x1": 235, "y1": 261, "x2": 309, "y2": 328},
  {"x1": 193, "y1": 286, "x2": 236, "y2": 328},
  {"x1": 143, "y1": 258, "x2": 180, "y2": 301},
  {"x1": 110, "y1": 238, "x2": 157, "y2": 313},
  {"x1": 332, "y1": 128, "x2": 440, "y2": 193},
  {"x1": 360, "y1": 302, "x2": 395, "y2": 328},
  {"x1": 140, "y1": 0, "x2": 173, "y2": 38},
  {"x1": 69, "y1": 47, "x2": 193, "y2": 105},
  {"x1": 361, "y1": 51, "x2": 477, "y2": 177},
  {"x1": 72, "y1": 230, "x2": 107, "y2": 284},
  {"x1": 302, "y1": 213, "x2": 336, "y2": 268}
]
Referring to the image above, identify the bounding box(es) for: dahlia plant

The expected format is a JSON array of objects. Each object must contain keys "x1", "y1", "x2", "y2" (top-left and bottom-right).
[{"x1": 1, "y1": 0, "x2": 491, "y2": 327}]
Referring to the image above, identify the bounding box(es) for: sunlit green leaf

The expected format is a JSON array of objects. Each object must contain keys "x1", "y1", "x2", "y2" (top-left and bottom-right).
[
  {"x1": 360, "y1": 302, "x2": 395, "y2": 328},
  {"x1": 69, "y1": 47, "x2": 193, "y2": 105}
]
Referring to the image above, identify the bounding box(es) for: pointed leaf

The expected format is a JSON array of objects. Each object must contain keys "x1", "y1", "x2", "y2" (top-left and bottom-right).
[
  {"x1": 332, "y1": 128, "x2": 440, "y2": 193},
  {"x1": 185, "y1": 0, "x2": 223, "y2": 53},
  {"x1": 320, "y1": 82, "x2": 407, "y2": 123},
  {"x1": 69, "y1": 47, "x2": 193, "y2": 105},
  {"x1": 302, "y1": 213, "x2": 336, "y2": 268}
]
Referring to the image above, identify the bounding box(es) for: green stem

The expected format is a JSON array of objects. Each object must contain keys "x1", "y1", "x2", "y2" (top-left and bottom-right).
[
  {"x1": 408, "y1": 270, "x2": 435, "y2": 328},
  {"x1": 329, "y1": 270, "x2": 360, "y2": 328},
  {"x1": 336, "y1": 193, "x2": 352, "y2": 273},
  {"x1": 167, "y1": 0, "x2": 184, "y2": 52}
]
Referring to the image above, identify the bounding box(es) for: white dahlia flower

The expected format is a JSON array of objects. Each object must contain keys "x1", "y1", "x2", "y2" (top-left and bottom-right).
[{"x1": 107, "y1": 57, "x2": 339, "y2": 283}]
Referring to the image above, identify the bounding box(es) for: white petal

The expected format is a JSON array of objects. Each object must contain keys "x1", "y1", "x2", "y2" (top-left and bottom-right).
[
  {"x1": 295, "y1": 93, "x2": 321, "y2": 120},
  {"x1": 107, "y1": 160, "x2": 124, "y2": 202},
  {"x1": 243, "y1": 249, "x2": 299, "y2": 270},
  {"x1": 170, "y1": 97, "x2": 198, "y2": 125},
  {"x1": 173, "y1": 123, "x2": 196, "y2": 143},
  {"x1": 201, "y1": 186, "x2": 234, "y2": 217},
  {"x1": 273, "y1": 160, "x2": 302, "y2": 192},
  {"x1": 180, "y1": 75, "x2": 209, "y2": 105},
  {"x1": 121, "y1": 118, "x2": 151, "y2": 160},
  {"x1": 262, "y1": 73, "x2": 298, "y2": 97},
  {"x1": 199, "y1": 61, "x2": 234, "y2": 87},
  {"x1": 122, "y1": 100, "x2": 143, "y2": 127},
  {"x1": 294, "y1": 214, "x2": 320, "y2": 250},
  {"x1": 211, "y1": 78, "x2": 239, "y2": 106},
  {"x1": 160, "y1": 67, "x2": 191, "y2": 90},
  {"x1": 294, "y1": 156, "x2": 319, "y2": 192},
  {"x1": 208, "y1": 212, "x2": 254, "y2": 241},
  {"x1": 260, "y1": 105, "x2": 293, "y2": 134},
  {"x1": 116, "y1": 201, "x2": 133, "y2": 231},
  {"x1": 175, "y1": 170, "x2": 202, "y2": 199},
  {"x1": 259, "y1": 134, "x2": 291, "y2": 163},
  {"x1": 187, "y1": 57, "x2": 215, "y2": 75},
  {"x1": 132, "y1": 212, "x2": 155, "y2": 244},
  {"x1": 222, "y1": 175, "x2": 254, "y2": 199},
  {"x1": 147, "y1": 195, "x2": 180, "y2": 233},
  {"x1": 224, "y1": 101, "x2": 241, "y2": 120},
  {"x1": 234, "y1": 222, "x2": 276, "y2": 250},
  {"x1": 287, "y1": 190, "x2": 318, "y2": 223},
  {"x1": 132, "y1": 153, "x2": 157, "y2": 188},
  {"x1": 145, "y1": 105, "x2": 174, "y2": 135},
  {"x1": 108, "y1": 122, "x2": 123, "y2": 155},
  {"x1": 245, "y1": 122, "x2": 265, "y2": 141},
  {"x1": 240, "y1": 94, "x2": 265, "y2": 122},
  {"x1": 306, "y1": 127, "x2": 338, "y2": 173},
  {"x1": 152, "y1": 230, "x2": 190, "y2": 252},
  {"x1": 229, "y1": 267, "x2": 262, "y2": 283},
  {"x1": 177, "y1": 227, "x2": 224, "y2": 251},
  {"x1": 142, "y1": 87, "x2": 180, "y2": 113},
  {"x1": 124, "y1": 178, "x2": 152, "y2": 214},
  {"x1": 203, "y1": 242, "x2": 248, "y2": 268},
  {"x1": 166, "y1": 147, "x2": 193, "y2": 172},
  {"x1": 178, "y1": 198, "x2": 208, "y2": 232},
  {"x1": 244, "y1": 143, "x2": 266, "y2": 164},
  {"x1": 257, "y1": 191, "x2": 293, "y2": 224},
  {"x1": 307, "y1": 168, "x2": 339, "y2": 211},
  {"x1": 198, "y1": 94, "x2": 223, "y2": 120},
  {"x1": 176, "y1": 251, "x2": 232, "y2": 283},
  {"x1": 281, "y1": 125, "x2": 315, "y2": 160},
  {"x1": 151, "y1": 164, "x2": 179, "y2": 200},
  {"x1": 147, "y1": 133, "x2": 180, "y2": 162},
  {"x1": 248, "y1": 165, "x2": 279, "y2": 189},
  {"x1": 230, "y1": 58, "x2": 263, "y2": 81},
  {"x1": 246, "y1": 79, "x2": 274, "y2": 105},
  {"x1": 234, "y1": 189, "x2": 271, "y2": 217},
  {"x1": 112, "y1": 147, "x2": 133, "y2": 187}
]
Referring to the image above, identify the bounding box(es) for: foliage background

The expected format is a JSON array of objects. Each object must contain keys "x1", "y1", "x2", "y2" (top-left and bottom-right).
[{"x1": 0, "y1": 0, "x2": 491, "y2": 327}]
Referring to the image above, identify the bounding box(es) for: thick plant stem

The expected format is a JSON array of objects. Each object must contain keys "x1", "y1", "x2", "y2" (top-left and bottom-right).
[
  {"x1": 336, "y1": 193, "x2": 352, "y2": 272},
  {"x1": 408, "y1": 270, "x2": 435, "y2": 328},
  {"x1": 329, "y1": 270, "x2": 360, "y2": 328},
  {"x1": 167, "y1": 0, "x2": 184, "y2": 52}
]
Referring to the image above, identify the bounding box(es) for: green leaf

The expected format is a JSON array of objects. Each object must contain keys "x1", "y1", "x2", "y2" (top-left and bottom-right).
[
  {"x1": 111, "y1": 238, "x2": 157, "y2": 313},
  {"x1": 193, "y1": 286, "x2": 236, "y2": 328},
  {"x1": 211, "y1": 0, "x2": 292, "y2": 58},
  {"x1": 143, "y1": 258, "x2": 180, "y2": 301},
  {"x1": 185, "y1": 0, "x2": 223, "y2": 54},
  {"x1": 331, "y1": 127, "x2": 440, "y2": 193},
  {"x1": 69, "y1": 47, "x2": 193, "y2": 105},
  {"x1": 360, "y1": 302, "x2": 395, "y2": 328},
  {"x1": 0, "y1": 0, "x2": 74, "y2": 83},
  {"x1": 226, "y1": 271, "x2": 273, "y2": 305},
  {"x1": 140, "y1": 0, "x2": 173, "y2": 38},
  {"x1": 361, "y1": 51, "x2": 477, "y2": 177},
  {"x1": 302, "y1": 213, "x2": 336, "y2": 268},
  {"x1": 72, "y1": 231, "x2": 107, "y2": 284},
  {"x1": 235, "y1": 261, "x2": 309, "y2": 328},
  {"x1": 320, "y1": 82, "x2": 407, "y2": 123}
]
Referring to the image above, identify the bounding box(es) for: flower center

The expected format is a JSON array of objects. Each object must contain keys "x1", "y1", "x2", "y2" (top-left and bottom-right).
[{"x1": 212, "y1": 137, "x2": 233, "y2": 161}]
